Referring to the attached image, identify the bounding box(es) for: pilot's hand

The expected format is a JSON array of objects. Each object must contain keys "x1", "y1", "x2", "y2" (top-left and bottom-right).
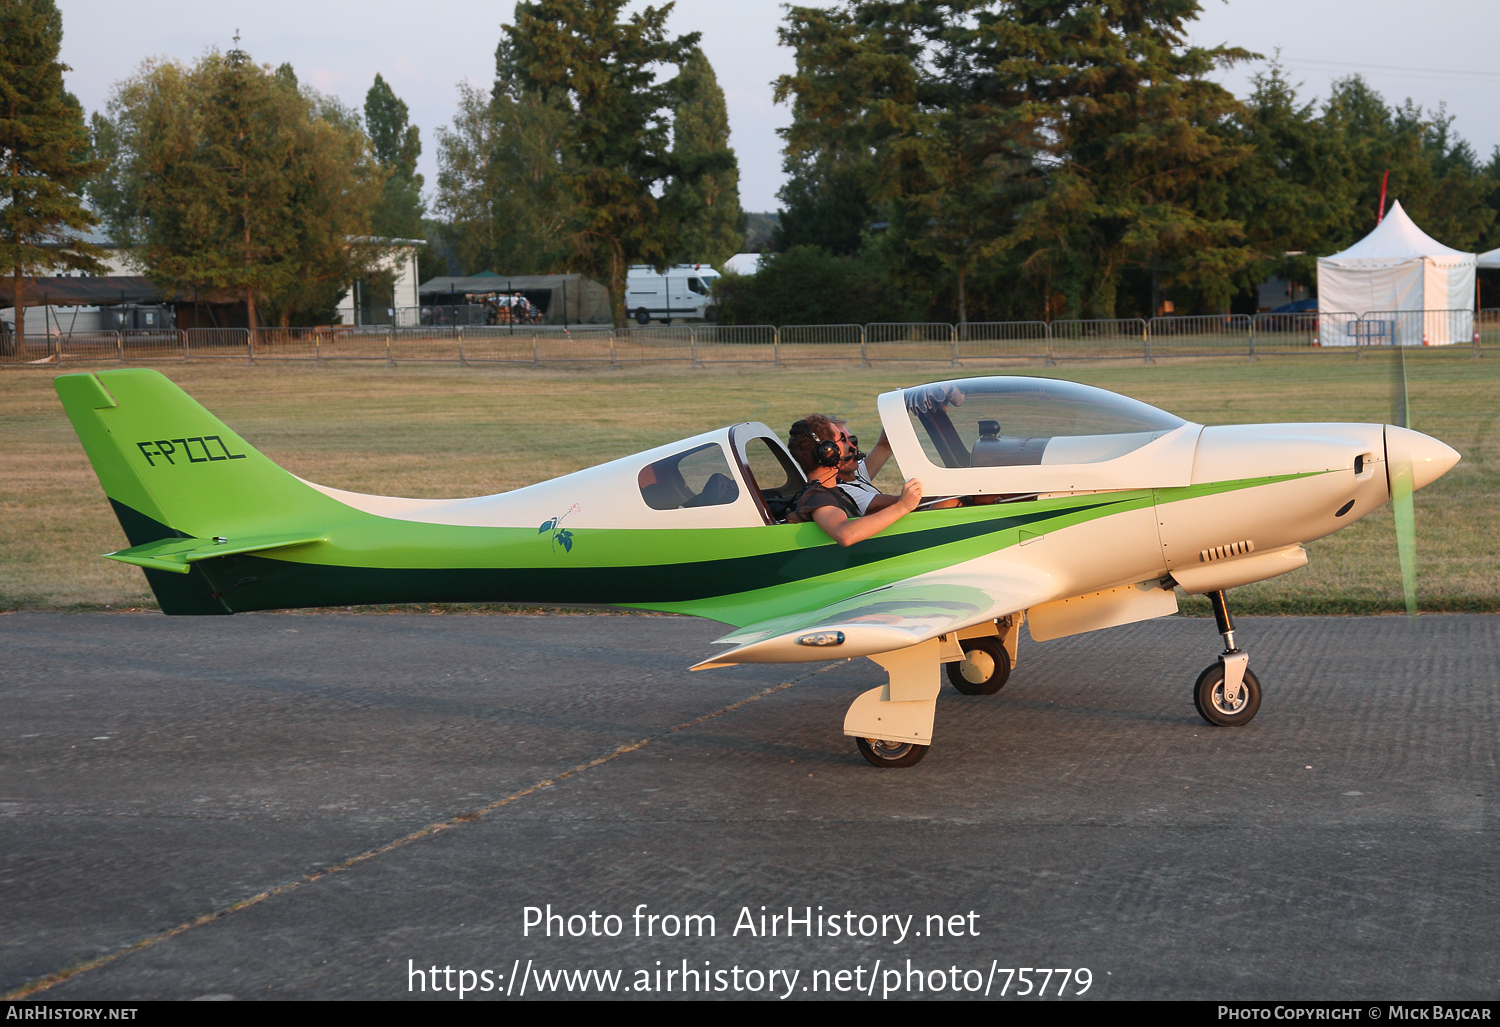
[
  {"x1": 907, "y1": 384, "x2": 966, "y2": 412},
  {"x1": 899, "y1": 478, "x2": 924, "y2": 510}
]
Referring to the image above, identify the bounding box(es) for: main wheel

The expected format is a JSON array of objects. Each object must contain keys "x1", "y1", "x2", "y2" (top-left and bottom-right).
[
  {"x1": 855, "y1": 736, "x2": 930, "y2": 768},
  {"x1": 1193, "y1": 663, "x2": 1262, "y2": 727},
  {"x1": 634, "y1": 307, "x2": 650, "y2": 325},
  {"x1": 945, "y1": 637, "x2": 1010, "y2": 695}
]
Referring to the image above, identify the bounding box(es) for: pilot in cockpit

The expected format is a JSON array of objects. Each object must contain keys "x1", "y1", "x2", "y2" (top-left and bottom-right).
[
  {"x1": 785, "y1": 414, "x2": 924, "y2": 547},
  {"x1": 829, "y1": 416, "x2": 961, "y2": 514}
]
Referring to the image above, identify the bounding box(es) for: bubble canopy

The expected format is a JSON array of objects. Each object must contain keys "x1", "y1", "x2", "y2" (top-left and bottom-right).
[{"x1": 899, "y1": 377, "x2": 1188, "y2": 471}]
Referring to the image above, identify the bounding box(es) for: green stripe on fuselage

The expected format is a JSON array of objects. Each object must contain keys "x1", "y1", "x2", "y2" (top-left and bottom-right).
[
  {"x1": 117, "y1": 470, "x2": 1328, "y2": 623},
  {"x1": 116, "y1": 493, "x2": 1137, "y2": 620}
]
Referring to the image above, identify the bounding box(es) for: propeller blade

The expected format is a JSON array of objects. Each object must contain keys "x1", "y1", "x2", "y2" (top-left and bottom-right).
[
  {"x1": 1386, "y1": 344, "x2": 1418, "y2": 616},
  {"x1": 1391, "y1": 456, "x2": 1418, "y2": 617},
  {"x1": 1390, "y1": 343, "x2": 1410, "y2": 430}
]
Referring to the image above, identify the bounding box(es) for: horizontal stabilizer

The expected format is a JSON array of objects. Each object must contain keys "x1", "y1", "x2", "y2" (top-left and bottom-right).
[{"x1": 105, "y1": 533, "x2": 325, "y2": 575}]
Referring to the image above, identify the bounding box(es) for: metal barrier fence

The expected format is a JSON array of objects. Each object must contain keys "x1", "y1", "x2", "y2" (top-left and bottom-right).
[
  {"x1": 4, "y1": 310, "x2": 1491, "y2": 368},
  {"x1": 956, "y1": 321, "x2": 1051, "y2": 361},
  {"x1": 1354, "y1": 309, "x2": 1475, "y2": 349},
  {"x1": 1047, "y1": 318, "x2": 1148, "y2": 361},
  {"x1": 1146, "y1": 315, "x2": 1251, "y2": 358},
  {"x1": 1481, "y1": 309, "x2": 1500, "y2": 350},
  {"x1": 778, "y1": 324, "x2": 864, "y2": 365},
  {"x1": 692, "y1": 325, "x2": 778, "y2": 366},
  {"x1": 613, "y1": 326, "x2": 694, "y2": 364},
  {"x1": 865, "y1": 322, "x2": 955, "y2": 364}
]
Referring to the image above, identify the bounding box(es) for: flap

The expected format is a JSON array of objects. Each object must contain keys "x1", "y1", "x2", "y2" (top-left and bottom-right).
[
  {"x1": 105, "y1": 533, "x2": 326, "y2": 575},
  {"x1": 691, "y1": 567, "x2": 1054, "y2": 669}
]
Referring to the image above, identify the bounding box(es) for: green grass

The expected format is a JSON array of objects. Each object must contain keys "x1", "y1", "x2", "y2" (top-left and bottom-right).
[{"x1": 2, "y1": 351, "x2": 1496, "y2": 614}]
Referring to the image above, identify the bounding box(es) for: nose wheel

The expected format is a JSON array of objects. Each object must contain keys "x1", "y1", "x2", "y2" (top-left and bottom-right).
[
  {"x1": 1193, "y1": 662, "x2": 1262, "y2": 726},
  {"x1": 1194, "y1": 590, "x2": 1262, "y2": 727}
]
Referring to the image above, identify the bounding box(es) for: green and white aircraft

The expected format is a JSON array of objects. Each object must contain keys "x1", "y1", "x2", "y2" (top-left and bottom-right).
[{"x1": 55, "y1": 368, "x2": 1458, "y2": 767}]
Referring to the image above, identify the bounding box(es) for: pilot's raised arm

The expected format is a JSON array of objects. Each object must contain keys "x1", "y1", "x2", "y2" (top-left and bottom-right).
[
  {"x1": 786, "y1": 415, "x2": 923, "y2": 547},
  {"x1": 832, "y1": 414, "x2": 962, "y2": 514}
]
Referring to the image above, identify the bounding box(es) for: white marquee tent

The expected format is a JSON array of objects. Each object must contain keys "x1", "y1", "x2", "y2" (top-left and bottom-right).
[
  {"x1": 1478, "y1": 247, "x2": 1500, "y2": 270},
  {"x1": 1317, "y1": 200, "x2": 1475, "y2": 346}
]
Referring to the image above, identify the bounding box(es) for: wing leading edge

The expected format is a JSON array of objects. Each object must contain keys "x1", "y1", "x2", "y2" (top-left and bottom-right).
[{"x1": 690, "y1": 566, "x2": 1056, "y2": 669}]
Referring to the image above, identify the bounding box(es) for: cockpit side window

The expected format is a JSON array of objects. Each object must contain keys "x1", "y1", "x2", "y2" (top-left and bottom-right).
[
  {"x1": 638, "y1": 443, "x2": 741, "y2": 510},
  {"x1": 742, "y1": 437, "x2": 803, "y2": 499}
]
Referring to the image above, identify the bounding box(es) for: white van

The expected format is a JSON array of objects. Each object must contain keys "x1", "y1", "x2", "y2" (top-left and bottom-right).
[{"x1": 625, "y1": 264, "x2": 721, "y2": 324}]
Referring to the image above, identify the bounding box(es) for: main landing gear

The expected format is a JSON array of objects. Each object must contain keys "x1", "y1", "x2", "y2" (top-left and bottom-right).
[
  {"x1": 945, "y1": 636, "x2": 1010, "y2": 695},
  {"x1": 847, "y1": 618, "x2": 1022, "y2": 768},
  {"x1": 1193, "y1": 590, "x2": 1262, "y2": 727},
  {"x1": 855, "y1": 736, "x2": 929, "y2": 768}
]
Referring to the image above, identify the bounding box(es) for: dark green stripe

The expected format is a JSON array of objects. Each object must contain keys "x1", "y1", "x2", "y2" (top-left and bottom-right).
[{"x1": 111, "y1": 499, "x2": 1123, "y2": 614}]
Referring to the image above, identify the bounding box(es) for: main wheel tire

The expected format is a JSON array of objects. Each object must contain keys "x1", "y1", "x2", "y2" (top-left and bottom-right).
[
  {"x1": 1193, "y1": 663, "x2": 1262, "y2": 727},
  {"x1": 945, "y1": 637, "x2": 1010, "y2": 695},
  {"x1": 634, "y1": 307, "x2": 650, "y2": 325},
  {"x1": 855, "y1": 736, "x2": 930, "y2": 768}
]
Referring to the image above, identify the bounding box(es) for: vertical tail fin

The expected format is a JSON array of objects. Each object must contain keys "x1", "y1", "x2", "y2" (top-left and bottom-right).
[{"x1": 55, "y1": 369, "x2": 345, "y2": 613}]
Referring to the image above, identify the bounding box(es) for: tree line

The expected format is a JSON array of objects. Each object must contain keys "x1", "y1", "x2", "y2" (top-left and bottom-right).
[
  {"x1": 724, "y1": 0, "x2": 1500, "y2": 326},
  {"x1": 4, "y1": 0, "x2": 742, "y2": 332},
  {"x1": 5, "y1": 0, "x2": 1499, "y2": 334}
]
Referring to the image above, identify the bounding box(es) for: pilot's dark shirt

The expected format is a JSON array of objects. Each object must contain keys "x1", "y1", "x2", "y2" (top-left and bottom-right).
[{"x1": 787, "y1": 482, "x2": 861, "y2": 524}]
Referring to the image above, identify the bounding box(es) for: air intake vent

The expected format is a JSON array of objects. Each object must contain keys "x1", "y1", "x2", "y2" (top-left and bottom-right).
[{"x1": 1200, "y1": 540, "x2": 1255, "y2": 563}]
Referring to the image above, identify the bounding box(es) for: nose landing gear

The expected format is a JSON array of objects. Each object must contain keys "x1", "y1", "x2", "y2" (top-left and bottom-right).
[{"x1": 1193, "y1": 590, "x2": 1262, "y2": 726}]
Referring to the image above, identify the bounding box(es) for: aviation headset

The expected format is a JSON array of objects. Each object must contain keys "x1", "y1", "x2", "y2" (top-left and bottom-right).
[{"x1": 790, "y1": 422, "x2": 843, "y2": 468}]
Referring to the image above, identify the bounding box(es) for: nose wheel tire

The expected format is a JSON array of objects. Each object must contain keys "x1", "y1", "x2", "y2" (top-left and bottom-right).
[
  {"x1": 1193, "y1": 663, "x2": 1262, "y2": 727},
  {"x1": 855, "y1": 736, "x2": 930, "y2": 768},
  {"x1": 945, "y1": 637, "x2": 1010, "y2": 695}
]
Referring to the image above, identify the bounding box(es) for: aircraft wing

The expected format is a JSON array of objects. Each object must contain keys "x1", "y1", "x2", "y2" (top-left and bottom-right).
[{"x1": 690, "y1": 566, "x2": 1055, "y2": 669}]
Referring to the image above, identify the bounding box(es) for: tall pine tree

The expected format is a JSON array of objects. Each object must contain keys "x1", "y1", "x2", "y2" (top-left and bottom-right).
[
  {"x1": 662, "y1": 48, "x2": 743, "y2": 267},
  {"x1": 771, "y1": 5, "x2": 892, "y2": 257},
  {"x1": 505, "y1": 0, "x2": 702, "y2": 325},
  {"x1": 365, "y1": 73, "x2": 425, "y2": 239},
  {"x1": 975, "y1": 0, "x2": 1256, "y2": 317},
  {"x1": 435, "y1": 40, "x2": 579, "y2": 276},
  {"x1": 0, "y1": 0, "x2": 104, "y2": 348}
]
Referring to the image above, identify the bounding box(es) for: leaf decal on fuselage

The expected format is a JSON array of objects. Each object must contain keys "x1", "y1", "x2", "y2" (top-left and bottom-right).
[{"x1": 539, "y1": 518, "x2": 557, "y2": 534}]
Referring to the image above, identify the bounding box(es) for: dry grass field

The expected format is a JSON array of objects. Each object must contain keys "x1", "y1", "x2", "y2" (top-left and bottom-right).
[{"x1": 1, "y1": 351, "x2": 1495, "y2": 614}]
